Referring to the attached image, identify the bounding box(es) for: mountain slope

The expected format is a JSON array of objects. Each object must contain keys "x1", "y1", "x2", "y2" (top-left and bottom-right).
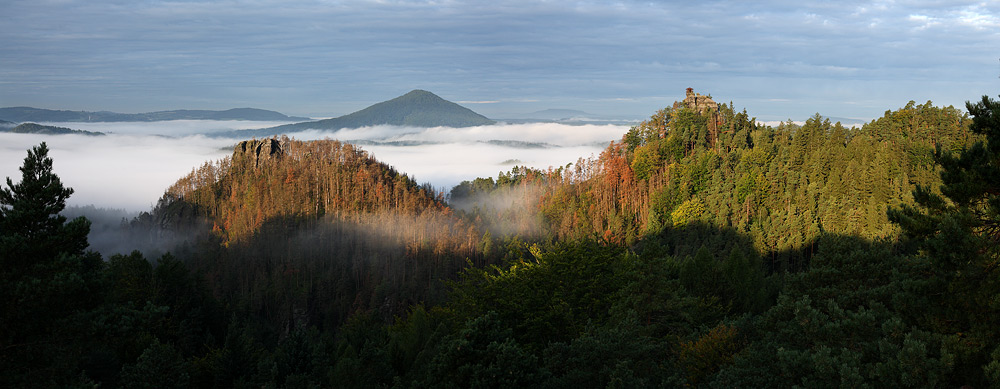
[
  {"x1": 237, "y1": 90, "x2": 495, "y2": 137},
  {"x1": 151, "y1": 137, "x2": 483, "y2": 330},
  {"x1": 516, "y1": 99, "x2": 975, "y2": 259},
  {"x1": 0, "y1": 106, "x2": 309, "y2": 122}
]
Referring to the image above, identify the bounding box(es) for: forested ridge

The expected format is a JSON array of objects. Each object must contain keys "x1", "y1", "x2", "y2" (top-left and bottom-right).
[
  {"x1": 1, "y1": 122, "x2": 105, "y2": 136},
  {"x1": 0, "y1": 106, "x2": 309, "y2": 122},
  {"x1": 2, "y1": 91, "x2": 999, "y2": 388}
]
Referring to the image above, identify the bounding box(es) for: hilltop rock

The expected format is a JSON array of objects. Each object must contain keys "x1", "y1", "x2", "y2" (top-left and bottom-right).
[
  {"x1": 672, "y1": 88, "x2": 724, "y2": 148},
  {"x1": 236, "y1": 138, "x2": 285, "y2": 168},
  {"x1": 680, "y1": 87, "x2": 719, "y2": 113}
]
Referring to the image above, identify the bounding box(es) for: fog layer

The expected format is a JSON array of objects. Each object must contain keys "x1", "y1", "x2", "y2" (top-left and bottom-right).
[{"x1": 0, "y1": 121, "x2": 628, "y2": 212}]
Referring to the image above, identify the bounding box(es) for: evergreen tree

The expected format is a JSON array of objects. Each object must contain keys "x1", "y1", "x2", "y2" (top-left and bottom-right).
[
  {"x1": 0, "y1": 143, "x2": 103, "y2": 386},
  {"x1": 890, "y1": 95, "x2": 1000, "y2": 386},
  {"x1": 118, "y1": 340, "x2": 190, "y2": 389},
  {"x1": 0, "y1": 142, "x2": 90, "y2": 261}
]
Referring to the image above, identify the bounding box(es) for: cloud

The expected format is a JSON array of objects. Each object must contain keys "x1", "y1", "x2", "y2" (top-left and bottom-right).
[
  {"x1": 279, "y1": 122, "x2": 626, "y2": 190},
  {"x1": 0, "y1": 132, "x2": 234, "y2": 212},
  {"x1": 0, "y1": 121, "x2": 627, "y2": 212},
  {"x1": 296, "y1": 122, "x2": 626, "y2": 145},
  {"x1": 1, "y1": 0, "x2": 998, "y2": 121}
]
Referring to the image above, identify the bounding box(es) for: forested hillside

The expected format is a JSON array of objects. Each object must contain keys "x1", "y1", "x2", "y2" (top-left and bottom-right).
[
  {"x1": 524, "y1": 100, "x2": 970, "y2": 262},
  {"x1": 3, "y1": 92, "x2": 999, "y2": 388},
  {"x1": 146, "y1": 137, "x2": 491, "y2": 331}
]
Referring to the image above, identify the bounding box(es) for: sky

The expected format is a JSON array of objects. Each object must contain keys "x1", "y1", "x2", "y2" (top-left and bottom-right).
[{"x1": 2, "y1": 0, "x2": 999, "y2": 122}]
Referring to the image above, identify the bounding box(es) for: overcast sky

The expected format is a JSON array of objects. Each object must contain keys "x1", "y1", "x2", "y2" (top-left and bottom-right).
[{"x1": 2, "y1": 0, "x2": 998, "y2": 121}]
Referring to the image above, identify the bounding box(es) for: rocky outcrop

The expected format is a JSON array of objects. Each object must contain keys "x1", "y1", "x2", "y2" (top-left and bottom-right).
[
  {"x1": 681, "y1": 87, "x2": 718, "y2": 114},
  {"x1": 236, "y1": 138, "x2": 285, "y2": 168}
]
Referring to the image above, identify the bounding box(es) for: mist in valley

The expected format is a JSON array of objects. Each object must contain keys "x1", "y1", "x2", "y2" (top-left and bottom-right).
[
  {"x1": 1, "y1": 121, "x2": 627, "y2": 212},
  {"x1": 1, "y1": 120, "x2": 627, "y2": 257}
]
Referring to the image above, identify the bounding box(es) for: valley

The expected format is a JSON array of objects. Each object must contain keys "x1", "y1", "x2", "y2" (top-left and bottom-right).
[{"x1": 4, "y1": 89, "x2": 998, "y2": 387}]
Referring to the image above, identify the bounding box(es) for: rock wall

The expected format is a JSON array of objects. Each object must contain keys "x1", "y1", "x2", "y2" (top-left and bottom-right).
[{"x1": 236, "y1": 138, "x2": 284, "y2": 168}]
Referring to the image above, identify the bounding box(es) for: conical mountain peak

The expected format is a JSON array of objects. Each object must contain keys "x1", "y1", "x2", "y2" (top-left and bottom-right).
[{"x1": 239, "y1": 90, "x2": 494, "y2": 137}]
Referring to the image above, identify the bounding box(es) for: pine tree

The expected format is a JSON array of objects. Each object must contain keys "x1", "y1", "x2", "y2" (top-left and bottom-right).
[
  {"x1": 0, "y1": 143, "x2": 102, "y2": 386},
  {"x1": 0, "y1": 142, "x2": 90, "y2": 262},
  {"x1": 889, "y1": 95, "x2": 1000, "y2": 386}
]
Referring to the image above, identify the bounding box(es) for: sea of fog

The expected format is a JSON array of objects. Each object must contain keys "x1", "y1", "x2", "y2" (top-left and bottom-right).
[{"x1": 0, "y1": 120, "x2": 627, "y2": 212}]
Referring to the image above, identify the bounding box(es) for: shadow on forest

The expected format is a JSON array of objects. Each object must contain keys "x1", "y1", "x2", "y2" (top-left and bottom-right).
[
  {"x1": 155, "y1": 206, "x2": 477, "y2": 335},
  {"x1": 119, "y1": 196, "x2": 897, "y2": 342},
  {"x1": 638, "y1": 221, "x2": 830, "y2": 274},
  {"x1": 93, "y1": 197, "x2": 968, "y2": 388}
]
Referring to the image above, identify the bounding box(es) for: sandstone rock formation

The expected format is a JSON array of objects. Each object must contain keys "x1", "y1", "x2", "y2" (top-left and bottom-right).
[
  {"x1": 682, "y1": 87, "x2": 718, "y2": 114},
  {"x1": 236, "y1": 138, "x2": 285, "y2": 168}
]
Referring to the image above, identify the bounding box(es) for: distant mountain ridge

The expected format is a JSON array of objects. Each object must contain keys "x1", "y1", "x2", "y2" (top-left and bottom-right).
[
  {"x1": 233, "y1": 90, "x2": 495, "y2": 138},
  {"x1": 2, "y1": 122, "x2": 104, "y2": 136},
  {"x1": 0, "y1": 107, "x2": 309, "y2": 123}
]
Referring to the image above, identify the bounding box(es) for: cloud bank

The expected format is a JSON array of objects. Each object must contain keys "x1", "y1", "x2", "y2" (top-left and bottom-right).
[
  {"x1": 0, "y1": 121, "x2": 627, "y2": 212},
  {"x1": 0, "y1": 132, "x2": 235, "y2": 211}
]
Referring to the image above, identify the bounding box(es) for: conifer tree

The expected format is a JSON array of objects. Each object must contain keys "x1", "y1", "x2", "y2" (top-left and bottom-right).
[
  {"x1": 0, "y1": 143, "x2": 102, "y2": 386},
  {"x1": 890, "y1": 95, "x2": 1000, "y2": 386}
]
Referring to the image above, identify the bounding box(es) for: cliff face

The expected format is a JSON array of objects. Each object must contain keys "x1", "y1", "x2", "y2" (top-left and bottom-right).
[{"x1": 236, "y1": 138, "x2": 284, "y2": 168}]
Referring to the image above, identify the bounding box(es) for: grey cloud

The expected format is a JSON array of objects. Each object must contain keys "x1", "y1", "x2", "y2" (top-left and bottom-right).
[{"x1": 2, "y1": 0, "x2": 998, "y2": 120}]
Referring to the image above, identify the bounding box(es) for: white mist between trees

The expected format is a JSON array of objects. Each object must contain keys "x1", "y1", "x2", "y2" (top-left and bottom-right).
[{"x1": 0, "y1": 121, "x2": 628, "y2": 212}]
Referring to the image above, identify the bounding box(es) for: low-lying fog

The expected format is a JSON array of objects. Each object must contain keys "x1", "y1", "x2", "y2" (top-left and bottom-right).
[{"x1": 0, "y1": 120, "x2": 627, "y2": 212}]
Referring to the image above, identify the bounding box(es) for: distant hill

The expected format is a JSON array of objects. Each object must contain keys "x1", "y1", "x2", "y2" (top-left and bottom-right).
[
  {"x1": 234, "y1": 90, "x2": 495, "y2": 137},
  {"x1": 0, "y1": 107, "x2": 309, "y2": 123},
  {"x1": 0, "y1": 119, "x2": 14, "y2": 129},
  {"x1": 2, "y1": 122, "x2": 104, "y2": 136}
]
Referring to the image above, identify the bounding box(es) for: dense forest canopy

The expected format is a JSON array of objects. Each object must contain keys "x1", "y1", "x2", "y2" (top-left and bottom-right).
[{"x1": 3, "y1": 91, "x2": 999, "y2": 388}]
